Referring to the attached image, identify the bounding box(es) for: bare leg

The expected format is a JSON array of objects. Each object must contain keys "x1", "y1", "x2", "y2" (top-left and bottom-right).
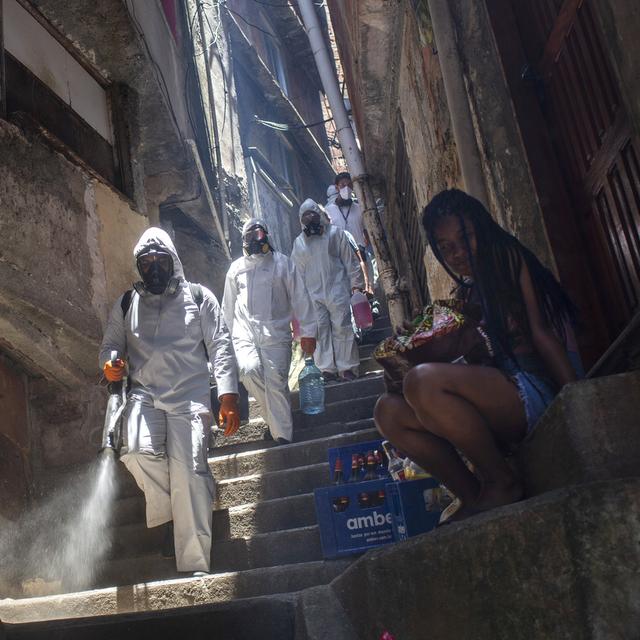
[
  {"x1": 374, "y1": 393, "x2": 479, "y2": 505},
  {"x1": 403, "y1": 363, "x2": 526, "y2": 514}
]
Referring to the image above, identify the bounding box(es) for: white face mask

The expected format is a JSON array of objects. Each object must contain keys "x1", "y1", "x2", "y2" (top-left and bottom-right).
[{"x1": 339, "y1": 186, "x2": 352, "y2": 201}]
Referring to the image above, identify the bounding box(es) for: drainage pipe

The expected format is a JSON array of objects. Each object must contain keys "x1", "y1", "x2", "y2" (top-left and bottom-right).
[
  {"x1": 427, "y1": 0, "x2": 489, "y2": 206},
  {"x1": 297, "y1": 0, "x2": 409, "y2": 328}
]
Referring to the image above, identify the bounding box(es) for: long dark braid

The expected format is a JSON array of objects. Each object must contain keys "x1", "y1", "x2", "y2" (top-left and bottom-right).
[{"x1": 421, "y1": 189, "x2": 577, "y2": 358}]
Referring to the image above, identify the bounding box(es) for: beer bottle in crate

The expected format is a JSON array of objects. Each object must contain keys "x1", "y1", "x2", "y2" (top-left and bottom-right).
[{"x1": 333, "y1": 457, "x2": 344, "y2": 484}]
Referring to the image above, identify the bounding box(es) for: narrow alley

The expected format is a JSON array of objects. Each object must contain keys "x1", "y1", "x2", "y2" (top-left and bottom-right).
[{"x1": 1, "y1": 0, "x2": 640, "y2": 639}]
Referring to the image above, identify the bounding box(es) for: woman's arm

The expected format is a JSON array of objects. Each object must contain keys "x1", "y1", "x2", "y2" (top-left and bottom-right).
[{"x1": 519, "y1": 262, "x2": 577, "y2": 387}]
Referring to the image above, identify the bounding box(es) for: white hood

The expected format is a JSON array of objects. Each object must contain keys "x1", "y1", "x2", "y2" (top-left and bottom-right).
[
  {"x1": 298, "y1": 198, "x2": 329, "y2": 230},
  {"x1": 133, "y1": 227, "x2": 184, "y2": 280},
  {"x1": 242, "y1": 218, "x2": 269, "y2": 236}
]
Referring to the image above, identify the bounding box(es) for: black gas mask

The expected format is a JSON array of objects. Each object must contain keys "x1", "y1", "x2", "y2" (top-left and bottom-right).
[
  {"x1": 301, "y1": 211, "x2": 324, "y2": 237},
  {"x1": 243, "y1": 224, "x2": 271, "y2": 256},
  {"x1": 136, "y1": 248, "x2": 174, "y2": 294}
]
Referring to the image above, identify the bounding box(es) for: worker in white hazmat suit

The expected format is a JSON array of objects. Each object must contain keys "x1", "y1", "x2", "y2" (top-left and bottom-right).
[
  {"x1": 99, "y1": 227, "x2": 239, "y2": 576},
  {"x1": 291, "y1": 199, "x2": 364, "y2": 381},
  {"x1": 222, "y1": 219, "x2": 317, "y2": 444}
]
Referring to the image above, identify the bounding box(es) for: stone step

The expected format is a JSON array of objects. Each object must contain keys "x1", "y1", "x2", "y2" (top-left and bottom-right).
[
  {"x1": 214, "y1": 411, "x2": 376, "y2": 456},
  {"x1": 293, "y1": 393, "x2": 379, "y2": 430},
  {"x1": 324, "y1": 478, "x2": 640, "y2": 640},
  {"x1": 517, "y1": 371, "x2": 640, "y2": 497},
  {"x1": 1, "y1": 593, "x2": 300, "y2": 640},
  {"x1": 110, "y1": 521, "x2": 323, "y2": 571},
  {"x1": 211, "y1": 427, "x2": 380, "y2": 480},
  {"x1": 0, "y1": 559, "x2": 352, "y2": 624},
  {"x1": 113, "y1": 492, "x2": 319, "y2": 558},
  {"x1": 215, "y1": 462, "x2": 329, "y2": 509},
  {"x1": 112, "y1": 419, "x2": 379, "y2": 503},
  {"x1": 248, "y1": 372, "x2": 382, "y2": 420},
  {"x1": 112, "y1": 419, "x2": 377, "y2": 517},
  {"x1": 290, "y1": 372, "x2": 383, "y2": 410},
  {"x1": 359, "y1": 354, "x2": 383, "y2": 375}
]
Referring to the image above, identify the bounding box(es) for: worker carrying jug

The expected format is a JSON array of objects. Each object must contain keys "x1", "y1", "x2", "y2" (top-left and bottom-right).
[{"x1": 222, "y1": 218, "x2": 317, "y2": 445}]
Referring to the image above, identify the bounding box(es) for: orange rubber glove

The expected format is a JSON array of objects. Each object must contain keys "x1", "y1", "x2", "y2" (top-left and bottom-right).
[
  {"x1": 300, "y1": 337, "x2": 317, "y2": 356},
  {"x1": 219, "y1": 393, "x2": 240, "y2": 437},
  {"x1": 103, "y1": 358, "x2": 125, "y2": 382}
]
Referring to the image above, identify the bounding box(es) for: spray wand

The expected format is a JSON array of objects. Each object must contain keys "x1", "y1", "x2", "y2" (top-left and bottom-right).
[{"x1": 99, "y1": 350, "x2": 127, "y2": 457}]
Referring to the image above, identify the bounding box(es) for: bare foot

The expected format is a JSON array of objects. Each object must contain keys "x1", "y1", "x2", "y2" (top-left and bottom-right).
[{"x1": 442, "y1": 481, "x2": 523, "y2": 525}]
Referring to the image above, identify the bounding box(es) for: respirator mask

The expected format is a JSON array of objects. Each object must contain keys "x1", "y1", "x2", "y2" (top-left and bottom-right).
[
  {"x1": 136, "y1": 248, "x2": 174, "y2": 295},
  {"x1": 302, "y1": 211, "x2": 324, "y2": 237},
  {"x1": 338, "y1": 186, "x2": 353, "y2": 203},
  {"x1": 243, "y1": 224, "x2": 271, "y2": 256}
]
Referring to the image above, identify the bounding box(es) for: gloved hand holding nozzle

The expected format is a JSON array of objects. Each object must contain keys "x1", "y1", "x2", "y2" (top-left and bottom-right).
[{"x1": 103, "y1": 356, "x2": 126, "y2": 382}]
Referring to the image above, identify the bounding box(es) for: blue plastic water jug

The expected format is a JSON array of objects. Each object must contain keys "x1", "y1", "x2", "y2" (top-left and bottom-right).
[{"x1": 298, "y1": 357, "x2": 325, "y2": 415}]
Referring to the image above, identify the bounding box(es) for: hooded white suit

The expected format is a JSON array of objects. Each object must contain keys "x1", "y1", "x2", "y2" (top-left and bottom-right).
[
  {"x1": 222, "y1": 219, "x2": 316, "y2": 441},
  {"x1": 290, "y1": 200, "x2": 363, "y2": 375},
  {"x1": 99, "y1": 227, "x2": 237, "y2": 573}
]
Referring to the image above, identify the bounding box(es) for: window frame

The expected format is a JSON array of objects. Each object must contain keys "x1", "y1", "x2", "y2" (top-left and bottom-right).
[{"x1": 0, "y1": 0, "x2": 133, "y2": 197}]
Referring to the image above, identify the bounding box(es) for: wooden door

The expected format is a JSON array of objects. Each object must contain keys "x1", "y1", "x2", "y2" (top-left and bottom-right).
[{"x1": 488, "y1": 0, "x2": 640, "y2": 363}]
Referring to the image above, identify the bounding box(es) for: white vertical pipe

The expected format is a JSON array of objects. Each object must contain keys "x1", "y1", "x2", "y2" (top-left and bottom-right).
[{"x1": 297, "y1": 0, "x2": 409, "y2": 325}]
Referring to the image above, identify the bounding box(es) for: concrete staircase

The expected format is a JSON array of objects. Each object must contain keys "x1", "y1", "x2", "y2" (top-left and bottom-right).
[
  {"x1": 3, "y1": 315, "x2": 638, "y2": 639},
  {"x1": 0, "y1": 319, "x2": 391, "y2": 636}
]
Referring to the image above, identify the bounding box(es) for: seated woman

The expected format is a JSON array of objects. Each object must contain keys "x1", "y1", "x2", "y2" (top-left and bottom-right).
[{"x1": 374, "y1": 188, "x2": 580, "y2": 523}]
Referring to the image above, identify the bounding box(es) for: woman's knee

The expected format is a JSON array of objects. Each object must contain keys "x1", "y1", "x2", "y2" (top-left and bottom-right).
[
  {"x1": 403, "y1": 363, "x2": 447, "y2": 403},
  {"x1": 374, "y1": 393, "x2": 405, "y2": 438}
]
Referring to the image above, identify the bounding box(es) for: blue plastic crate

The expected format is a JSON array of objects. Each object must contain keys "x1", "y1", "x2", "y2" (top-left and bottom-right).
[
  {"x1": 327, "y1": 439, "x2": 390, "y2": 483},
  {"x1": 314, "y1": 478, "x2": 395, "y2": 558},
  {"x1": 386, "y1": 477, "x2": 444, "y2": 541}
]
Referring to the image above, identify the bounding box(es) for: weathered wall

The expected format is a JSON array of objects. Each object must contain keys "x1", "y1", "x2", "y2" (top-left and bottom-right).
[
  {"x1": 0, "y1": 119, "x2": 148, "y2": 477},
  {"x1": 394, "y1": 5, "x2": 461, "y2": 304},
  {"x1": 329, "y1": 1, "x2": 462, "y2": 309},
  {"x1": 448, "y1": 0, "x2": 556, "y2": 273}
]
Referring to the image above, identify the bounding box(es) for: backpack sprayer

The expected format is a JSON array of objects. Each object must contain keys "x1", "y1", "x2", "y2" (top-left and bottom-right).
[{"x1": 99, "y1": 350, "x2": 126, "y2": 457}]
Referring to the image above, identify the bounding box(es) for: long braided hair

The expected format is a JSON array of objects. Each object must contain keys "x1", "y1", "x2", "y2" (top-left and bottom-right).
[{"x1": 421, "y1": 189, "x2": 577, "y2": 358}]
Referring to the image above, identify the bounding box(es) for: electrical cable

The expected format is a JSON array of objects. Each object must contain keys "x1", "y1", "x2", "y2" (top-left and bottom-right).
[
  {"x1": 225, "y1": 6, "x2": 279, "y2": 39},
  {"x1": 254, "y1": 115, "x2": 334, "y2": 131}
]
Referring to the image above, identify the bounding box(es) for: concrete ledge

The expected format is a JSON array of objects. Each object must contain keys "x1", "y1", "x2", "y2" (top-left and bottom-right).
[
  {"x1": 518, "y1": 371, "x2": 640, "y2": 496},
  {"x1": 328, "y1": 478, "x2": 640, "y2": 640},
  {"x1": 215, "y1": 463, "x2": 329, "y2": 509},
  {"x1": 0, "y1": 560, "x2": 352, "y2": 624},
  {"x1": 2, "y1": 593, "x2": 299, "y2": 640},
  {"x1": 211, "y1": 428, "x2": 379, "y2": 479}
]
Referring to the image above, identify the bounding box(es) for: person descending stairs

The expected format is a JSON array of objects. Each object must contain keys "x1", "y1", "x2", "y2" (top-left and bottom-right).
[{"x1": 0, "y1": 313, "x2": 394, "y2": 635}]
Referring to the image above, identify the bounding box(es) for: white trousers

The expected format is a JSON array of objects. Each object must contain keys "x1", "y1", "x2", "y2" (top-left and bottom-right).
[
  {"x1": 234, "y1": 339, "x2": 293, "y2": 441},
  {"x1": 120, "y1": 396, "x2": 214, "y2": 572},
  {"x1": 314, "y1": 300, "x2": 359, "y2": 375}
]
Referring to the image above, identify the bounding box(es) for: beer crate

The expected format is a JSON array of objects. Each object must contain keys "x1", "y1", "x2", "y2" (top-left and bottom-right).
[
  {"x1": 314, "y1": 478, "x2": 395, "y2": 559},
  {"x1": 386, "y1": 477, "x2": 444, "y2": 540},
  {"x1": 327, "y1": 439, "x2": 390, "y2": 483}
]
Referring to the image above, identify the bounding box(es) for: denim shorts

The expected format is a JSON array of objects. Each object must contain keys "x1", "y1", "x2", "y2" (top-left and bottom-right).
[
  {"x1": 499, "y1": 350, "x2": 583, "y2": 433},
  {"x1": 508, "y1": 370, "x2": 556, "y2": 433}
]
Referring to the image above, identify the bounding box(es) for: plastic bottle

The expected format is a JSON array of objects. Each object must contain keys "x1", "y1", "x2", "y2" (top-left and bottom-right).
[
  {"x1": 382, "y1": 440, "x2": 406, "y2": 481},
  {"x1": 298, "y1": 356, "x2": 325, "y2": 415},
  {"x1": 351, "y1": 290, "x2": 373, "y2": 329}
]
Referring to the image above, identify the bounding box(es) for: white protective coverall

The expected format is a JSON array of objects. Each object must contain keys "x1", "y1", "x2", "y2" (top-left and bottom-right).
[
  {"x1": 99, "y1": 228, "x2": 237, "y2": 573},
  {"x1": 222, "y1": 219, "x2": 317, "y2": 441},
  {"x1": 290, "y1": 200, "x2": 364, "y2": 376}
]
